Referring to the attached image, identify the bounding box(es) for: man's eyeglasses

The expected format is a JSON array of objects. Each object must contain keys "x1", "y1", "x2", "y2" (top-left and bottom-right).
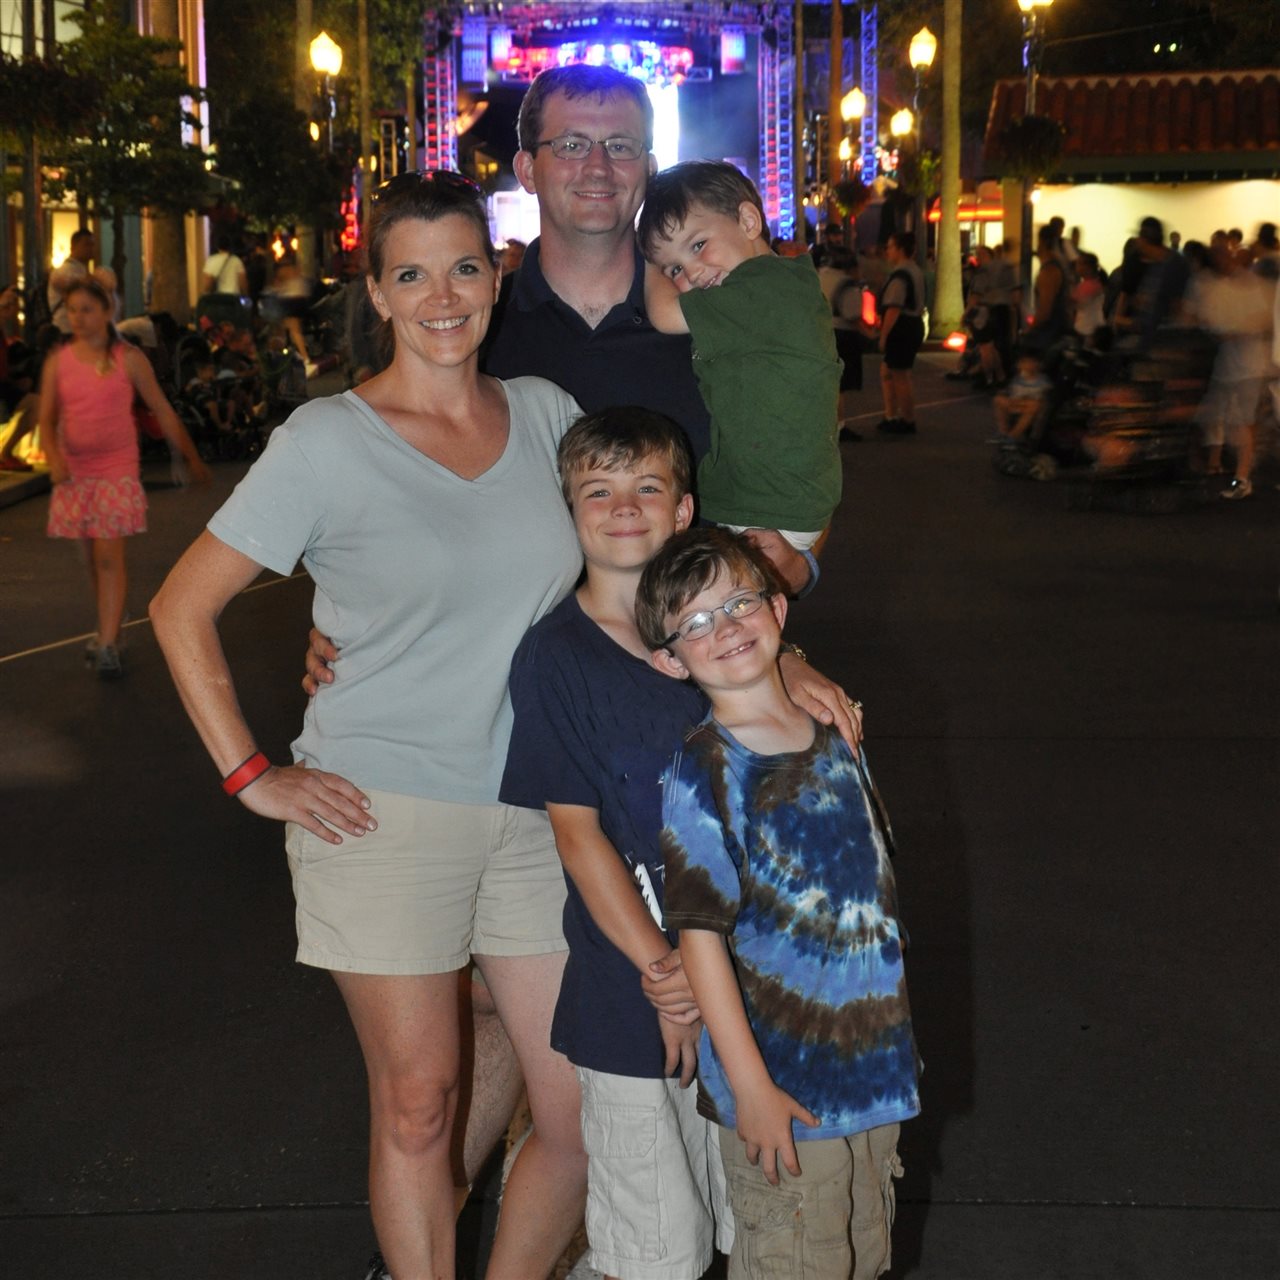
[
  {"x1": 531, "y1": 133, "x2": 648, "y2": 162},
  {"x1": 662, "y1": 590, "x2": 770, "y2": 648},
  {"x1": 372, "y1": 169, "x2": 482, "y2": 204}
]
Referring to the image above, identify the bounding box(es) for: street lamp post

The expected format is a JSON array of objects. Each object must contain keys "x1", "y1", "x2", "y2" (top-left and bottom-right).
[
  {"x1": 1017, "y1": 0, "x2": 1053, "y2": 306},
  {"x1": 908, "y1": 27, "x2": 937, "y2": 271},
  {"x1": 839, "y1": 87, "x2": 865, "y2": 185},
  {"x1": 309, "y1": 30, "x2": 344, "y2": 153}
]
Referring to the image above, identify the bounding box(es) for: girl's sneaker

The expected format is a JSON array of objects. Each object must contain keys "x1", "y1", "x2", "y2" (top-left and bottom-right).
[{"x1": 95, "y1": 644, "x2": 123, "y2": 680}]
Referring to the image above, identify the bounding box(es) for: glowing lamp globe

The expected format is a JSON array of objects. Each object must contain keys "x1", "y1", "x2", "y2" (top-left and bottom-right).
[
  {"x1": 909, "y1": 27, "x2": 937, "y2": 72},
  {"x1": 310, "y1": 31, "x2": 343, "y2": 78}
]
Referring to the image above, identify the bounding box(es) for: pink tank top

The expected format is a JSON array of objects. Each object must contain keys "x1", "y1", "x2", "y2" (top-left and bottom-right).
[{"x1": 55, "y1": 343, "x2": 140, "y2": 480}]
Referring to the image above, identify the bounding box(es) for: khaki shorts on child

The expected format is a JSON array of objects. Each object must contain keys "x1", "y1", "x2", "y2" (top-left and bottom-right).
[
  {"x1": 577, "y1": 1067, "x2": 734, "y2": 1280},
  {"x1": 719, "y1": 1122, "x2": 903, "y2": 1280},
  {"x1": 284, "y1": 789, "x2": 567, "y2": 974}
]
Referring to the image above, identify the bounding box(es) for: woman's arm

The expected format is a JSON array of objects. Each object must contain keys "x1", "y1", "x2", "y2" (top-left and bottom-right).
[
  {"x1": 125, "y1": 346, "x2": 212, "y2": 484},
  {"x1": 37, "y1": 351, "x2": 68, "y2": 484},
  {"x1": 150, "y1": 530, "x2": 376, "y2": 843},
  {"x1": 643, "y1": 261, "x2": 690, "y2": 335}
]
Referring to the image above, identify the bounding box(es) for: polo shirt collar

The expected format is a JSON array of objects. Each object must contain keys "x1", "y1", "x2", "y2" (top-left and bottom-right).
[{"x1": 511, "y1": 237, "x2": 647, "y2": 326}]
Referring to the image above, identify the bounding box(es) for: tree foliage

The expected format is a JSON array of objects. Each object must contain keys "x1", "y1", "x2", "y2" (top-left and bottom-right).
[
  {"x1": 992, "y1": 114, "x2": 1066, "y2": 181},
  {"x1": 0, "y1": 53, "x2": 97, "y2": 150},
  {"x1": 43, "y1": 6, "x2": 209, "y2": 277},
  {"x1": 212, "y1": 83, "x2": 350, "y2": 232}
]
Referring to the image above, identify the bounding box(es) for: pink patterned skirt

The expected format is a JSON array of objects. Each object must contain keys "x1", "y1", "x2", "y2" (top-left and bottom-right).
[{"x1": 47, "y1": 476, "x2": 148, "y2": 539}]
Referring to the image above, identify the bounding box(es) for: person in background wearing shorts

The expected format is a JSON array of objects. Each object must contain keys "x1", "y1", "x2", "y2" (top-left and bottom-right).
[{"x1": 873, "y1": 232, "x2": 926, "y2": 435}]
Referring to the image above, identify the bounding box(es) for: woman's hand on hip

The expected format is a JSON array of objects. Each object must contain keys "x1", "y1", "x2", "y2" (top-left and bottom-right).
[{"x1": 240, "y1": 763, "x2": 376, "y2": 844}]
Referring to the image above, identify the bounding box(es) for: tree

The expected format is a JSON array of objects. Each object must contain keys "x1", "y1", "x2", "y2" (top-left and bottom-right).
[
  {"x1": 44, "y1": 8, "x2": 209, "y2": 287},
  {"x1": 212, "y1": 84, "x2": 349, "y2": 234},
  {"x1": 0, "y1": 52, "x2": 97, "y2": 334}
]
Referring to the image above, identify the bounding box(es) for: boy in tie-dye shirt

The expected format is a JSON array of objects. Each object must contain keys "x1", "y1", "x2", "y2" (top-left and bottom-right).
[{"x1": 638, "y1": 527, "x2": 920, "y2": 1280}]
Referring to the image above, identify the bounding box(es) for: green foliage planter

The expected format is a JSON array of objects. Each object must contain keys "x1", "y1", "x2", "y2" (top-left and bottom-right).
[{"x1": 993, "y1": 114, "x2": 1067, "y2": 182}]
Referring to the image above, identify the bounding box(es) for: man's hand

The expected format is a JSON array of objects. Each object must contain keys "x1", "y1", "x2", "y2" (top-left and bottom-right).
[
  {"x1": 660, "y1": 1016, "x2": 701, "y2": 1088},
  {"x1": 778, "y1": 651, "x2": 863, "y2": 754},
  {"x1": 735, "y1": 1078, "x2": 820, "y2": 1185},
  {"x1": 238, "y1": 762, "x2": 375, "y2": 844},
  {"x1": 642, "y1": 949, "x2": 701, "y2": 1026},
  {"x1": 302, "y1": 627, "x2": 339, "y2": 696},
  {"x1": 743, "y1": 529, "x2": 810, "y2": 596}
]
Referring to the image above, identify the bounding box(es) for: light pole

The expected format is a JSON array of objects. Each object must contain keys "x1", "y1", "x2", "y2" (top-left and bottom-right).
[
  {"x1": 838, "y1": 87, "x2": 865, "y2": 240},
  {"x1": 309, "y1": 30, "x2": 343, "y2": 153},
  {"x1": 840, "y1": 86, "x2": 866, "y2": 176},
  {"x1": 1017, "y1": 0, "x2": 1053, "y2": 307},
  {"x1": 908, "y1": 27, "x2": 937, "y2": 270}
]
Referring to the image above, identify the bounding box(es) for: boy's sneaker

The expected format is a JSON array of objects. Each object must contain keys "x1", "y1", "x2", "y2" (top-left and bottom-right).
[
  {"x1": 95, "y1": 644, "x2": 123, "y2": 680},
  {"x1": 1221, "y1": 478, "x2": 1252, "y2": 500}
]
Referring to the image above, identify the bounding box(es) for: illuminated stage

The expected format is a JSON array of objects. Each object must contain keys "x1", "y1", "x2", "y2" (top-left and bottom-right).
[{"x1": 417, "y1": 2, "x2": 800, "y2": 239}]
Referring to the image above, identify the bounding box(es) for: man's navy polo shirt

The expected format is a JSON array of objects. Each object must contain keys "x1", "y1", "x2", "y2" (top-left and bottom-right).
[{"x1": 483, "y1": 239, "x2": 712, "y2": 464}]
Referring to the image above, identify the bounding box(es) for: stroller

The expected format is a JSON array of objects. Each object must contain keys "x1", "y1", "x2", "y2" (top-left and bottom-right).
[{"x1": 1065, "y1": 327, "x2": 1215, "y2": 513}]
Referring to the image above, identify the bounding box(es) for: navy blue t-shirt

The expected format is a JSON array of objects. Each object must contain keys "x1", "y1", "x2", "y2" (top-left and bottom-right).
[
  {"x1": 483, "y1": 239, "x2": 712, "y2": 466},
  {"x1": 499, "y1": 592, "x2": 708, "y2": 1078}
]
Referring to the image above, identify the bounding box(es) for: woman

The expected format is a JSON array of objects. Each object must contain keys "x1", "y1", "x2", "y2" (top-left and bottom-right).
[
  {"x1": 43, "y1": 276, "x2": 209, "y2": 678},
  {"x1": 150, "y1": 174, "x2": 588, "y2": 1279}
]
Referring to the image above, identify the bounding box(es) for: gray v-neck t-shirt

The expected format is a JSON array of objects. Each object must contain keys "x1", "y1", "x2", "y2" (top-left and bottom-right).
[{"x1": 208, "y1": 378, "x2": 584, "y2": 804}]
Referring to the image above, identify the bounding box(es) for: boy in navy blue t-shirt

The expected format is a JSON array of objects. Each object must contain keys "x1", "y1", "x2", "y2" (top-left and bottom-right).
[{"x1": 500, "y1": 408, "x2": 860, "y2": 1280}]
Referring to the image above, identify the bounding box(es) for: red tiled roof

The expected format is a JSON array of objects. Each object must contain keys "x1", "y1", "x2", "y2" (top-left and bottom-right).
[{"x1": 983, "y1": 71, "x2": 1280, "y2": 180}]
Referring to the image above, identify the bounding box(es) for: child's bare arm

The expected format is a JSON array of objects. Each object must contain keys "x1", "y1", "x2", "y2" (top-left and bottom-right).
[
  {"x1": 547, "y1": 802, "x2": 700, "y2": 1027},
  {"x1": 644, "y1": 261, "x2": 690, "y2": 335},
  {"x1": 37, "y1": 353, "x2": 67, "y2": 483},
  {"x1": 680, "y1": 928, "x2": 819, "y2": 1183}
]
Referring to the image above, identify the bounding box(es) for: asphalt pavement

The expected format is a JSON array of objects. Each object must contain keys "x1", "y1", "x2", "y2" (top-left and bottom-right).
[{"x1": 3, "y1": 353, "x2": 1277, "y2": 1278}]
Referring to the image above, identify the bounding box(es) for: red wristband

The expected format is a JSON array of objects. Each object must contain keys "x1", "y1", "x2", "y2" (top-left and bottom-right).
[{"x1": 222, "y1": 751, "x2": 270, "y2": 797}]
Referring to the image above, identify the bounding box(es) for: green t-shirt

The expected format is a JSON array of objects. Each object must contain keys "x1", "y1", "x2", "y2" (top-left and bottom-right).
[{"x1": 679, "y1": 253, "x2": 842, "y2": 532}]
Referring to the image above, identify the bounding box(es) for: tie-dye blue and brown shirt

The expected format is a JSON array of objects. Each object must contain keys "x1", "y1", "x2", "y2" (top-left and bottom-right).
[{"x1": 661, "y1": 716, "x2": 921, "y2": 1141}]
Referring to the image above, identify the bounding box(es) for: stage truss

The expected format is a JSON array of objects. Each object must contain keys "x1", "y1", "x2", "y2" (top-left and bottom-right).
[{"x1": 420, "y1": 2, "x2": 799, "y2": 239}]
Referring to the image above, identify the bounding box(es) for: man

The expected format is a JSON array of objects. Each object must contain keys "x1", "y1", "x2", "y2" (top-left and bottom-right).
[
  {"x1": 47, "y1": 229, "x2": 96, "y2": 334},
  {"x1": 199, "y1": 232, "x2": 249, "y2": 296},
  {"x1": 483, "y1": 64, "x2": 813, "y2": 595}
]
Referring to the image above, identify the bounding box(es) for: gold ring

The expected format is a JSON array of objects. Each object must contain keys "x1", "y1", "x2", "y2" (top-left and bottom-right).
[{"x1": 848, "y1": 700, "x2": 863, "y2": 713}]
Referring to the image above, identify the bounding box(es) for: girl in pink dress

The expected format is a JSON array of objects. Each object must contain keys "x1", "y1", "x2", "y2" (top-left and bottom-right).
[{"x1": 42, "y1": 277, "x2": 210, "y2": 678}]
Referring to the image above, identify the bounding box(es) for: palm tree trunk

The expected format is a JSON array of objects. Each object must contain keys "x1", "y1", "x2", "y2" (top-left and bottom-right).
[{"x1": 932, "y1": 0, "x2": 964, "y2": 334}]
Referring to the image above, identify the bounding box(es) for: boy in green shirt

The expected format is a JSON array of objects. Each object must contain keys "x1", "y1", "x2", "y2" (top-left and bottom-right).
[{"x1": 638, "y1": 160, "x2": 843, "y2": 571}]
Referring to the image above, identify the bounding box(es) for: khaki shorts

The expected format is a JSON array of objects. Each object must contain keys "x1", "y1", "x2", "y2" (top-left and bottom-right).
[
  {"x1": 284, "y1": 790, "x2": 567, "y2": 975},
  {"x1": 719, "y1": 1122, "x2": 903, "y2": 1280},
  {"x1": 578, "y1": 1068, "x2": 734, "y2": 1280}
]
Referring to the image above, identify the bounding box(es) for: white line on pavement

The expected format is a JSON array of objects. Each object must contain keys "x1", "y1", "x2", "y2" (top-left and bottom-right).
[
  {"x1": 843, "y1": 392, "x2": 983, "y2": 423},
  {"x1": 0, "y1": 572, "x2": 308, "y2": 665}
]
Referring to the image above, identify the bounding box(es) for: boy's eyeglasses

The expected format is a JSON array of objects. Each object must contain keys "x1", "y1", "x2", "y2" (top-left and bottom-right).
[
  {"x1": 662, "y1": 590, "x2": 769, "y2": 648},
  {"x1": 371, "y1": 170, "x2": 482, "y2": 204},
  {"x1": 531, "y1": 133, "x2": 647, "y2": 162}
]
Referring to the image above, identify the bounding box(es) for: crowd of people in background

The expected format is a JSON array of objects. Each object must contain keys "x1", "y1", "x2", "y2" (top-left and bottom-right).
[{"x1": 917, "y1": 214, "x2": 1278, "y2": 496}]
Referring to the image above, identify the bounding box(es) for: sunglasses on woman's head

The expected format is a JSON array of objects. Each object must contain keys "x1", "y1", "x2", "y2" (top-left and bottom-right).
[{"x1": 371, "y1": 170, "x2": 482, "y2": 204}]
